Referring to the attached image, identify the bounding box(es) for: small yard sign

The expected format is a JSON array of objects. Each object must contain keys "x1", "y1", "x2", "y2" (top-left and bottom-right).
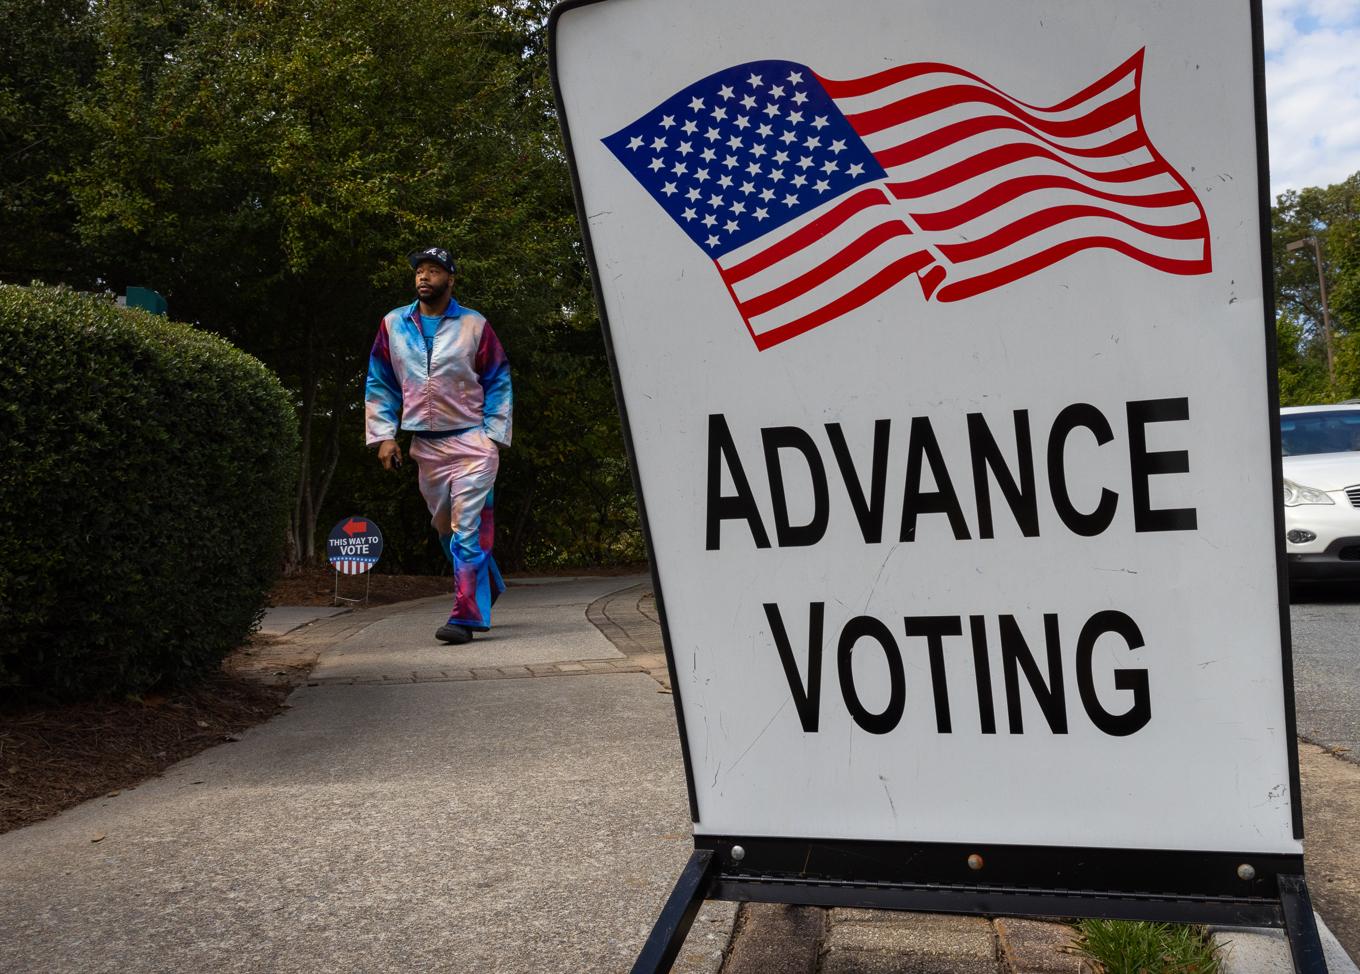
[{"x1": 327, "y1": 517, "x2": 383, "y2": 576}]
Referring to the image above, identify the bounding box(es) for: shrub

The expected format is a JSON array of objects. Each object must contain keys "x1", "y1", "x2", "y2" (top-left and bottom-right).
[{"x1": 0, "y1": 285, "x2": 298, "y2": 698}]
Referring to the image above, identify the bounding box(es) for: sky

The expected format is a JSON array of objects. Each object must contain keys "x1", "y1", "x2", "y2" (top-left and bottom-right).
[{"x1": 1263, "y1": 0, "x2": 1360, "y2": 197}]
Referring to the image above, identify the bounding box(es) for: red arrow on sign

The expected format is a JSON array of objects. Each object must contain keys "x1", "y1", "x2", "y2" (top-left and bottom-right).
[{"x1": 343, "y1": 519, "x2": 368, "y2": 536}]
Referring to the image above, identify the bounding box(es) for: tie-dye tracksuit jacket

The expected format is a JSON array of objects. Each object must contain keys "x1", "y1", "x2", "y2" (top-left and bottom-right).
[
  {"x1": 364, "y1": 298, "x2": 512, "y2": 447},
  {"x1": 365, "y1": 298, "x2": 513, "y2": 629}
]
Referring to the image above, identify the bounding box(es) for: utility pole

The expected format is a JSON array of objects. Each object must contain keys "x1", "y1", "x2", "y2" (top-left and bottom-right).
[{"x1": 1287, "y1": 235, "x2": 1334, "y2": 390}]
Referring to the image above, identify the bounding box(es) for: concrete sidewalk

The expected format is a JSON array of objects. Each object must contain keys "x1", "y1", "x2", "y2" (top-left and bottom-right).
[
  {"x1": 256, "y1": 605, "x2": 349, "y2": 637},
  {"x1": 3, "y1": 576, "x2": 1356, "y2": 973},
  {"x1": 1, "y1": 576, "x2": 733, "y2": 974}
]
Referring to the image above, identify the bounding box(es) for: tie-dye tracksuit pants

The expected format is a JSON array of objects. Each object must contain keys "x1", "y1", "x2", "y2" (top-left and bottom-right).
[{"x1": 409, "y1": 429, "x2": 505, "y2": 630}]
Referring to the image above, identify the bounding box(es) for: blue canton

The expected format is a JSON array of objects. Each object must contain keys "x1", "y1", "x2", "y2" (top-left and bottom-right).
[{"x1": 603, "y1": 60, "x2": 886, "y2": 259}]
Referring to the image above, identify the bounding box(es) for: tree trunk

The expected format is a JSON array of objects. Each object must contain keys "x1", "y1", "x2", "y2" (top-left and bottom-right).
[
  {"x1": 508, "y1": 484, "x2": 537, "y2": 571},
  {"x1": 314, "y1": 379, "x2": 346, "y2": 517},
  {"x1": 288, "y1": 322, "x2": 317, "y2": 571},
  {"x1": 302, "y1": 378, "x2": 346, "y2": 564}
]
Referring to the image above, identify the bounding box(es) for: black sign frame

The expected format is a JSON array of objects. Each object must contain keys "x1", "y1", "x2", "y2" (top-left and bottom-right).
[{"x1": 546, "y1": 1, "x2": 1323, "y2": 970}]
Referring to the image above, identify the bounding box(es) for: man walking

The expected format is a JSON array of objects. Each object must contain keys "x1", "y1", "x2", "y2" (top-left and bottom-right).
[{"x1": 365, "y1": 247, "x2": 513, "y2": 644}]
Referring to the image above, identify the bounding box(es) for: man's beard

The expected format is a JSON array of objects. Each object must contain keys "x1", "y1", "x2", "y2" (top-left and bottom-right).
[{"x1": 416, "y1": 282, "x2": 451, "y2": 305}]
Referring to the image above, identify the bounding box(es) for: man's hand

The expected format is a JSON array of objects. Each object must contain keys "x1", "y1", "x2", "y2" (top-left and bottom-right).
[{"x1": 378, "y1": 439, "x2": 403, "y2": 470}]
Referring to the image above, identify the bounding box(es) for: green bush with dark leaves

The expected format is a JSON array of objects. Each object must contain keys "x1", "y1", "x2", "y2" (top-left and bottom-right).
[{"x1": 0, "y1": 285, "x2": 298, "y2": 698}]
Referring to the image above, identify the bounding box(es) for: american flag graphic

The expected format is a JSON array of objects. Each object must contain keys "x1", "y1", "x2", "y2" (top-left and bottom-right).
[
  {"x1": 603, "y1": 51, "x2": 1211, "y2": 351},
  {"x1": 333, "y1": 558, "x2": 377, "y2": 576}
]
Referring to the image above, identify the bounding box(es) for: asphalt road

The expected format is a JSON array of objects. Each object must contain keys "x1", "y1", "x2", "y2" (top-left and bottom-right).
[{"x1": 1289, "y1": 581, "x2": 1360, "y2": 759}]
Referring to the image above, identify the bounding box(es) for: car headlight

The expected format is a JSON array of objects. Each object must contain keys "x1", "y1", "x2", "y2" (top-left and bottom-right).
[{"x1": 1282, "y1": 479, "x2": 1335, "y2": 506}]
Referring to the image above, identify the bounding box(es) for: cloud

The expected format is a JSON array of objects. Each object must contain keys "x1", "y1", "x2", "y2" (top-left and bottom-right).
[{"x1": 1263, "y1": 0, "x2": 1360, "y2": 196}]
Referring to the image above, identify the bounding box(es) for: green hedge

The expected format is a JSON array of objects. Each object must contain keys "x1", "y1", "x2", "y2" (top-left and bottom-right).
[{"x1": 0, "y1": 285, "x2": 298, "y2": 698}]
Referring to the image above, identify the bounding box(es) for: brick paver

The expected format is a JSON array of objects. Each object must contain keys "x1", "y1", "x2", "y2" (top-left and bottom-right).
[
  {"x1": 287, "y1": 582, "x2": 673, "y2": 690},
  {"x1": 715, "y1": 905, "x2": 1100, "y2": 973},
  {"x1": 306, "y1": 659, "x2": 652, "y2": 688},
  {"x1": 994, "y1": 918, "x2": 1093, "y2": 973},
  {"x1": 823, "y1": 912, "x2": 999, "y2": 974},
  {"x1": 722, "y1": 904, "x2": 824, "y2": 973}
]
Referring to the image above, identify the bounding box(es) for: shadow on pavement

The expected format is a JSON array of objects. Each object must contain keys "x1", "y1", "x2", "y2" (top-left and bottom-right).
[{"x1": 1289, "y1": 579, "x2": 1360, "y2": 604}]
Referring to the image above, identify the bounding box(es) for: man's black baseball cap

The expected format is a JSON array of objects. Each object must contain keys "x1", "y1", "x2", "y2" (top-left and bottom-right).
[{"x1": 407, "y1": 247, "x2": 456, "y2": 273}]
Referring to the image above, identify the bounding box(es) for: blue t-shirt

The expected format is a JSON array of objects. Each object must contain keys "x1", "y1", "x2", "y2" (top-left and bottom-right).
[{"x1": 419, "y1": 314, "x2": 442, "y2": 354}]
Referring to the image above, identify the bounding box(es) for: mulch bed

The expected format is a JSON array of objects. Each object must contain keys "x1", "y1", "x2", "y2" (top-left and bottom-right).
[
  {"x1": 2, "y1": 564, "x2": 652, "y2": 836},
  {"x1": 0, "y1": 670, "x2": 288, "y2": 835},
  {"x1": 268, "y1": 567, "x2": 452, "y2": 608}
]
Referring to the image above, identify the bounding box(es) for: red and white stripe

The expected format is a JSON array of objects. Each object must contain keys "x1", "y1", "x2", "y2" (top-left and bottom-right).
[
  {"x1": 718, "y1": 187, "x2": 932, "y2": 350},
  {"x1": 715, "y1": 52, "x2": 1210, "y2": 350},
  {"x1": 333, "y1": 560, "x2": 375, "y2": 576},
  {"x1": 822, "y1": 49, "x2": 1209, "y2": 303}
]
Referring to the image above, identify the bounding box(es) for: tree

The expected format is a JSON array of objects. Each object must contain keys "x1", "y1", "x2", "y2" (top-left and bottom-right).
[
  {"x1": 0, "y1": 0, "x2": 99, "y2": 285},
  {"x1": 1272, "y1": 173, "x2": 1360, "y2": 403},
  {"x1": 67, "y1": 0, "x2": 637, "y2": 570}
]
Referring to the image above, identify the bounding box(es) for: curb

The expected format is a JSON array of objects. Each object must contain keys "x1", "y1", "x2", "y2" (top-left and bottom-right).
[{"x1": 1214, "y1": 916, "x2": 1359, "y2": 973}]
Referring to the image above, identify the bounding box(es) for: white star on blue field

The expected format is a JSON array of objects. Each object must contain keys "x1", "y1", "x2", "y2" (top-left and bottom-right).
[{"x1": 603, "y1": 60, "x2": 886, "y2": 257}]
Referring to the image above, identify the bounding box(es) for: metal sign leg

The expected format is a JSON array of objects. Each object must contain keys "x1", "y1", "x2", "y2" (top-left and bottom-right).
[
  {"x1": 630, "y1": 849, "x2": 718, "y2": 974},
  {"x1": 1279, "y1": 875, "x2": 1329, "y2": 973},
  {"x1": 332, "y1": 566, "x2": 373, "y2": 608}
]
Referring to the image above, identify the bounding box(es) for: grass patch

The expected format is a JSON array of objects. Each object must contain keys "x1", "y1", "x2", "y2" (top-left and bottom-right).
[{"x1": 1072, "y1": 919, "x2": 1224, "y2": 973}]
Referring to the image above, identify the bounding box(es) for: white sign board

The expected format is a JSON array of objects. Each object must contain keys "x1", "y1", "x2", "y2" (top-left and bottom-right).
[{"x1": 554, "y1": 0, "x2": 1297, "y2": 857}]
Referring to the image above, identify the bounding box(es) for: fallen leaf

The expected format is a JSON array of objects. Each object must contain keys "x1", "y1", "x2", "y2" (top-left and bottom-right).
[
  {"x1": 91, "y1": 833, "x2": 106, "y2": 843},
  {"x1": 195, "y1": 721, "x2": 210, "y2": 729},
  {"x1": 106, "y1": 790, "x2": 120, "y2": 798},
  {"x1": 223, "y1": 734, "x2": 242, "y2": 743}
]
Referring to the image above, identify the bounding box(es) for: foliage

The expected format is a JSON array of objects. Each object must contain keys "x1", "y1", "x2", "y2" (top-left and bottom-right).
[
  {"x1": 0, "y1": 0, "x2": 99, "y2": 285},
  {"x1": 6, "y1": 0, "x2": 1359, "y2": 573},
  {"x1": 0, "y1": 285, "x2": 298, "y2": 698},
  {"x1": 49, "y1": 0, "x2": 636, "y2": 571},
  {"x1": 1273, "y1": 173, "x2": 1360, "y2": 404},
  {"x1": 1072, "y1": 919, "x2": 1223, "y2": 974}
]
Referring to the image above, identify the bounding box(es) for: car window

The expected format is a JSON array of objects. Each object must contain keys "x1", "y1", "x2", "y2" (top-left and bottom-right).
[{"x1": 1280, "y1": 410, "x2": 1360, "y2": 456}]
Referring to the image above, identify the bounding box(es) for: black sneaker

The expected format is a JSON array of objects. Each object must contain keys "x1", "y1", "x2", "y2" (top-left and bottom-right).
[{"x1": 435, "y1": 623, "x2": 473, "y2": 645}]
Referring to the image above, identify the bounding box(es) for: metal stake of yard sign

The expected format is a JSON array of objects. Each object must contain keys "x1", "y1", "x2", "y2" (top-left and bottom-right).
[
  {"x1": 548, "y1": 0, "x2": 1328, "y2": 970},
  {"x1": 332, "y1": 569, "x2": 372, "y2": 609}
]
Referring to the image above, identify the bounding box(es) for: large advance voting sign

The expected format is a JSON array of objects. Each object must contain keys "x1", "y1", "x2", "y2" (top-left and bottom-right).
[{"x1": 550, "y1": 0, "x2": 1322, "y2": 968}]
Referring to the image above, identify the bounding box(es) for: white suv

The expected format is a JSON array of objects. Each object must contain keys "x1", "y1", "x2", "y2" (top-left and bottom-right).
[{"x1": 1280, "y1": 403, "x2": 1360, "y2": 578}]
